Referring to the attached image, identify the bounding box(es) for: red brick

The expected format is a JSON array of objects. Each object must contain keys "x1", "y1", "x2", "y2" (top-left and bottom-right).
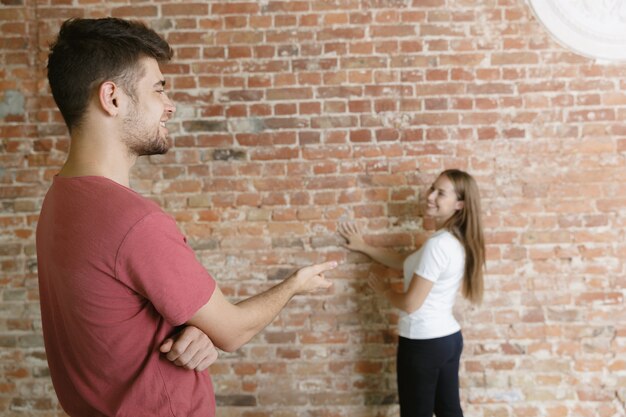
[
  {"x1": 274, "y1": 103, "x2": 296, "y2": 115},
  {"x1": 306, "y1": 176, "x2": 355, "y2": 190},
  {"x1": 297, "y1": 102, "x2": 320, "y2": 115},
  {"x1": 354, "y1": 361, "x2": 383, "y2": 374},
  {"x1": 266, "y1": 88, "x2": 313, "y2": 101},
  {"x1": 162, "y1": 3, "x2": 208, "y2": 15},
  {"x1": 491, "y1": 52, "x2": 539, "y2": 65},
  {"x1": 264, "y1": 1, "x2": 308, "y2": 12},
  {"x1": 567, "y1": 109, "x2": 615, "y2": 123},
  {"x1": 371, "y1": 25, "x2": 416, "y2": 38},
  {"x1": 341, "y1": 56, "x2": 388, "y2": 69},
  {"x1": 349, "y1": 129, "x2": 371, "y2": 143},
  {"x1": 111, "y1": 5, "x2": 157, "y2": 17},
  {"x1": 211, "y1": 2, "x2": 259, "y2": 14}
]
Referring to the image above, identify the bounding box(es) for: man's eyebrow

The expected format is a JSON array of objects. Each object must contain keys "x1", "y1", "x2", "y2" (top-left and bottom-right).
[{"x1": 153, "y1": 80, "x2": 166, "y2": 88}]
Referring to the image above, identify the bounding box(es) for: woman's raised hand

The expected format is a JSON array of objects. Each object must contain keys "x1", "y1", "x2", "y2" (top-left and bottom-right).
[{"x1": 338, "y1": 222, "x2": 368, "y2": 253}]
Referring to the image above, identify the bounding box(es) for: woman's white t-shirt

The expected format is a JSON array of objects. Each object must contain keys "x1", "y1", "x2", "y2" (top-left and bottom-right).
[{"x1": 399, "y1": 229, "x2": 465, "y2": 340}]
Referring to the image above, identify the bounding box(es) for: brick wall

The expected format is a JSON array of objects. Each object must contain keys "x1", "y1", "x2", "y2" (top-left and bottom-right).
[{"x1": 1, "y1": 0, "x2": 626, "y2": 416}]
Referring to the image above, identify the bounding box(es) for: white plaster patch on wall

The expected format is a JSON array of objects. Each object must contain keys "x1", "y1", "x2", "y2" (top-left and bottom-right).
[
  {"x1": 0, "y1": 90, "x2": 25, "y2": 118},
  {"x1": 172, "y1": 102, "x2": 195, "y2": 119},
  {"x1": 228, "y1": 117, "x2": 265, "y2": 133},
  {"x1": 377, "y1": 111, "x2": 411, "y2": 129}
]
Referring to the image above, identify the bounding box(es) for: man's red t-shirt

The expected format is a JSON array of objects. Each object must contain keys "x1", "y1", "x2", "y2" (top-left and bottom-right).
[{"x1": 36, "y1": 176, "x2": 216, "y2": 416}]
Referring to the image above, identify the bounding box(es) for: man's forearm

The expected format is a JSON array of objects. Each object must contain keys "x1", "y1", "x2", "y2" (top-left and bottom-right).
[
  {"x1": 231, "y1": 277, "x2": 299, "y2": 345},
  {"x1": 186, "y1": 261, "x2": 335, "y2": 353}
]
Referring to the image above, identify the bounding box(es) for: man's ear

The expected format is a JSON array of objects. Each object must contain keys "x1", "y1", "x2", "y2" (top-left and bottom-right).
[{"x1": 98, "y1": 81, "x2": 121, "y2": 117}]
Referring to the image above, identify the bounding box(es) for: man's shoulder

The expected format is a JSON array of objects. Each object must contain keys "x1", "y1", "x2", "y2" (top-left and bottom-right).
[
  {"x1": 46, "y1": 175, "x2": 166, "y2": 232},
  {"x1": 53, "y1": 175, "x2": 160, "y2": 209}
]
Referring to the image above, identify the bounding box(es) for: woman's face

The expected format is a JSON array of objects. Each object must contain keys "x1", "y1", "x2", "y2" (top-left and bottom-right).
[{"x1": 426, "y1": 175, "x2": 464, "y2": 226}]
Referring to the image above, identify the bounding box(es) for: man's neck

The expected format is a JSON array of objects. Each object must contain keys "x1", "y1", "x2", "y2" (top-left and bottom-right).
[
  {"x1": 58, "y1": 161, "x2": 132, "y2": 188},
  {"x1": 59, "y1": 130, "x2": 136, "y2": 188}
]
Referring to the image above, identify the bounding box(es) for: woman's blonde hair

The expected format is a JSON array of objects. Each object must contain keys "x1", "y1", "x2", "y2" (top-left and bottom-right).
[{"x1": 440, "y1": 169, "x2": 485, "y2": 304}]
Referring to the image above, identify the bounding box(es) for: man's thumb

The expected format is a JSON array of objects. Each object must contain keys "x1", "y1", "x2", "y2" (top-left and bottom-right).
[{"x1": 159, "y1": 338, "x2": 173, "y2": 353}]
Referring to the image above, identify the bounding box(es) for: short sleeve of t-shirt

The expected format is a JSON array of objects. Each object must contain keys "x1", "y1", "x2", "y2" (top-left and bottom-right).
[
  {"x1": 115, "y1": 211, "x2": 216, "y2": 326},
  {"x1": 413, "y1": 234, "x2": 451, "y2": 283}
]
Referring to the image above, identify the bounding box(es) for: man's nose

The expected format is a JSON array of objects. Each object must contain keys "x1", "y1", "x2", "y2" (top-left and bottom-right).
[{"x1": 164, "y1": 95, "x2": 176, "y2": 115}]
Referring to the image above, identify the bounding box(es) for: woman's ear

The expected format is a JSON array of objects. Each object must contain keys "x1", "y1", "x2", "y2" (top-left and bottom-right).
[
  {"x1": 455, "y1": 201, "x2": 465, "y2": 211},
  {"x1": 98, "y1": 81, "x2": 120, "y2": 117}
]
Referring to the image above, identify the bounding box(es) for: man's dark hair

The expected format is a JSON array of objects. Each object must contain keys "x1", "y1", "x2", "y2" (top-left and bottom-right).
[{"x1": 47, "y1": 17, "x2": 173, "y2": 132}]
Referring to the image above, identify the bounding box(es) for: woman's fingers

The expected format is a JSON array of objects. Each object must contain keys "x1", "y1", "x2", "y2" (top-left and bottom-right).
[{"x1": 339, "y1": 221, "x2": 360, "y2": 237}]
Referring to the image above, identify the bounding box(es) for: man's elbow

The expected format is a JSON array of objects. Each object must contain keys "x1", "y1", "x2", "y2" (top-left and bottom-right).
[
  {"x1": 211, "y1": 337, "x2": 241, "y2": 353},
  {"x1": 183, "y1": 326, "x2": 240, "y2": 353},
  {"x1": 216, "y1": 342, "x2": 238, "y2": 353},
  {"x1": 213, "y1": 332, "x2": 252, "y2": 353}
]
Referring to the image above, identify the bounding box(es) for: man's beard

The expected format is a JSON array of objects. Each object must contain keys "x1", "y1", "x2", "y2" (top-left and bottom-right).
[{"x1": 122, "y1": 111, "x2": 170, "y2": 157}]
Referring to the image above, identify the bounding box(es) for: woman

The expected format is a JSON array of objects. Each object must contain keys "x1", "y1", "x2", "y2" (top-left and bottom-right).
[{"x1": 339, "y1": 169, "x2": 485, "y2": 417}]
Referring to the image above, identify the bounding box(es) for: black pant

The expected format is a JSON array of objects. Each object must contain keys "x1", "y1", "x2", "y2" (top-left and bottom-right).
[{"x1": 397, "y1": 331, "x2": 464, "y2": 417}]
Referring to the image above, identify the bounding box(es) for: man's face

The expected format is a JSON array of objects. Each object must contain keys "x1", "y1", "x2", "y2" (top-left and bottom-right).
[{"x1": 121, "y1": 57, "x2": 175, "y2": 157}]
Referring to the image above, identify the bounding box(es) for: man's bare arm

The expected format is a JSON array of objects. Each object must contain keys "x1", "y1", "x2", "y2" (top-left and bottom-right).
[{"x1": 187, "y1": 261, "x2": 336, "y2": 352}]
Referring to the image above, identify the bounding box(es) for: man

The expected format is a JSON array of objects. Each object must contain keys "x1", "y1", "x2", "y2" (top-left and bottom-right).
[{"x1": 37, "y1": 17, "x2": 335, "y2": 416}]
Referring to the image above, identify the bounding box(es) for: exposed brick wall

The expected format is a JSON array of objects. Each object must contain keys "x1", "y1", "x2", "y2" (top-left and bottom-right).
[{"x1": 1, "y1": 0, "x2": 626, "y2": 416}]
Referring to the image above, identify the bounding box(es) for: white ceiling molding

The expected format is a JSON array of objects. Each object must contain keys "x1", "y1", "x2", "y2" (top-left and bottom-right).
[{"x1": 527, "y1": 0, "x2": 626, "y2": 62}]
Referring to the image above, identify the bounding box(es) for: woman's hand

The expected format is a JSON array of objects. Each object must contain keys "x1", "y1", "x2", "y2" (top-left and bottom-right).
[
  {"x1": 338, "y1": 222, "x2": 406, "y2": 271},
  {"x1": 338, "y1": 222, "x2": 368, "y2": 253}
]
